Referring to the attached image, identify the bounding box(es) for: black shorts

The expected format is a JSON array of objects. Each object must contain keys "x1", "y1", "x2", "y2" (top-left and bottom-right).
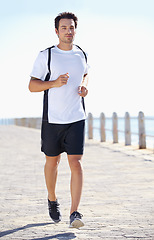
[{"x1": 41, "y1": 120, "x2": 85, "y2": 156}]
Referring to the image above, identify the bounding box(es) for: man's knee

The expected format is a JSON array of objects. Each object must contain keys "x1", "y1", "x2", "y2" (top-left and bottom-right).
[
  {"x1": 68, "y1": 155, "x2": 83, "y2": 172},
  {"x1": 45, "y1": 155, "x2": 60, "y2": 169}
]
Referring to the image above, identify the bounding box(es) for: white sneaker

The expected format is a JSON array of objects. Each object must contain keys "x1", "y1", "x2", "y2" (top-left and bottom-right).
[{"x1": 69, "y1": 211, "x2": 84, "y2": 228}]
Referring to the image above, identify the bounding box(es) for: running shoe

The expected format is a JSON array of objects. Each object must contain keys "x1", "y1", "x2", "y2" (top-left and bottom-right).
[
  {"x1": 69, "y1": 211, "x2": 84, "y2": 228},
  {"x1": 48, "y1": 199, "x2": 61, "y2": 223}
]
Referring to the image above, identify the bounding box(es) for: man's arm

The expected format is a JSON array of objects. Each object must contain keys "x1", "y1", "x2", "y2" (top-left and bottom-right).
[
  {"x1": 28, "y1": 73, "x2": 69, "y2": 92},
  {"x1": 78, "y1": 73, "x2": 88, "y2": 97}
]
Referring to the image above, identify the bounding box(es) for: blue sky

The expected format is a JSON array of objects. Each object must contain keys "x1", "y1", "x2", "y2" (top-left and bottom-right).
[
  {"x1": 1, "y1": 0, "x2": 154, "y2": 18},
  {"x1": 0, "y1": 0, "x2": 154, "y2": 118}
]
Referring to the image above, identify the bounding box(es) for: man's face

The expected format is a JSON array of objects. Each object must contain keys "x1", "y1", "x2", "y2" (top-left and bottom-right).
[{"x1": 55, "y1": 18, "x2": 76, "y2": 44}]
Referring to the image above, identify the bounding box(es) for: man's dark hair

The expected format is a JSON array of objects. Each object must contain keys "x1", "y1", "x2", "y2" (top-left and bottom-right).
[{"x1": 55, "y1": 12, "x2": 78, "y2": 30}]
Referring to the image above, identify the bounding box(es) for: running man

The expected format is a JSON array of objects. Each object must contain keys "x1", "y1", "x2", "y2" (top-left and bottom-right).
[{"x1": 29, "y1": 12, "x2": 88, "y2": 228}]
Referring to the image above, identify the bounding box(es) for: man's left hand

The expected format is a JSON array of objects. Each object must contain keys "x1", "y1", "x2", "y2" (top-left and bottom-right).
[{"x1": 78, "y1": 86, "x2": 88, "y2": 97}]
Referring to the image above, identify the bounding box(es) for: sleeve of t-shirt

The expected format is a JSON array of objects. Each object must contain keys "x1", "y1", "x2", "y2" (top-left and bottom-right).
[{"x1": 30, "y1": 51, "x2": 48, "y2": 81}]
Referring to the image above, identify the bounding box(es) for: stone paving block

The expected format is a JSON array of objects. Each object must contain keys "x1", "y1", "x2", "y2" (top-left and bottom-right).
[{"x1": 0, "y1": 126, "x2": 154, "y2": 239}]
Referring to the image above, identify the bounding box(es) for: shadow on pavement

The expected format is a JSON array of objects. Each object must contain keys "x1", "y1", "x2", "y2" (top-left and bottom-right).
[
  {"x1": 30, "y1": 232, "x2": 76, "y2": 240},
  {"x1": 0, "y1": 222, "x2": 76, "y2": 239},
  {"x1": 0, "y1": 222, "x2": 53, "y2": 238}
]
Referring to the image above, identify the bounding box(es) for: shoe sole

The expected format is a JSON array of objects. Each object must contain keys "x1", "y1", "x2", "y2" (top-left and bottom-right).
[
  {"x1": 69, "y1": 218, "x2": 84, "y2": 228},
  {"x1": 49, "y1": 212, "x2": 62, "y2": 223},
  {"x1": 53, "y1": 219, "x2": 61, "y2": 223},
  {"x1": 49, "y1": 214, "x2": 61, "y2": 223}
]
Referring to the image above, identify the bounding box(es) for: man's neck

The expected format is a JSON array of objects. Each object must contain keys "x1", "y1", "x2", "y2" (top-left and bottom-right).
[{"x1": 57, "y1": 42, "x2": 73, "y2": 51}]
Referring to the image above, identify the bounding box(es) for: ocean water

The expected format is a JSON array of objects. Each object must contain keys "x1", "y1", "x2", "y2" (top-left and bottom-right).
[
  {"x1": 85, "y1": 117, "x2": 154, "y2": 149},
  {"x1": 0, "y1": 117, "x2": 154, "y2": 149}
]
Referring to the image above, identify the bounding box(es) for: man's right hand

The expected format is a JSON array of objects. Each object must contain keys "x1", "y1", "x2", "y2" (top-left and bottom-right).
[
  {"x1": 54, "y1": 73, "x2": 69, "y2": 87},
  {"x1": 28, "y1": 73, "x2": 69, "y2": 92}
]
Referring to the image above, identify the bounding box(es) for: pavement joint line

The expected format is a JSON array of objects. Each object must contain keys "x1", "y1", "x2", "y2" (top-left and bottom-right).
[{"x1": 0, "y1": 126, "x2": 154, "y2": 239}]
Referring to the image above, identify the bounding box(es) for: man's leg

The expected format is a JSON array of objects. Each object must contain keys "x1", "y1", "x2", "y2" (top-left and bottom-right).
[
  {"x1": 44, "y1": 155, "x2": 61, "y2": 223},
  {"x1": 44, "y1": 155, "x2": 60, "y2": 201},
  {"x1": 67, "y1": 155, "x2": 83, "y2": 215}
]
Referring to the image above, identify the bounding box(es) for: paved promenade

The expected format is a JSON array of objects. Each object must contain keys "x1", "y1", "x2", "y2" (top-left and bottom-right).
[{"x1": 0, "y1": 125, "x2": 154, "y2": 240}]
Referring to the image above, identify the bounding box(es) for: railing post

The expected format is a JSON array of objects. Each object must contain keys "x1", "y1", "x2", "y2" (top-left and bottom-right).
[
  {"x1": 112, "y1": 112, "x2": 118, "y2": 143},
  {"x1": 100, "y1": 112, "x2": 106, "y2": 142},
  {"x1": 138, "y1": 111, "x2": 146, "y2": 149},
  {"x1": 125, "y1": 112, "x2": 131, "y2": 146},
  {"x1": 88, "y1": 112, "x2": 93, "y2": 139}
]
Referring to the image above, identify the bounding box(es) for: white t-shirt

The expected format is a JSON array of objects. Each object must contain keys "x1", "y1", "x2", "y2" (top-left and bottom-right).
[{"x1": 30, "y1": 45, "x2": 88, "y2": 124}]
